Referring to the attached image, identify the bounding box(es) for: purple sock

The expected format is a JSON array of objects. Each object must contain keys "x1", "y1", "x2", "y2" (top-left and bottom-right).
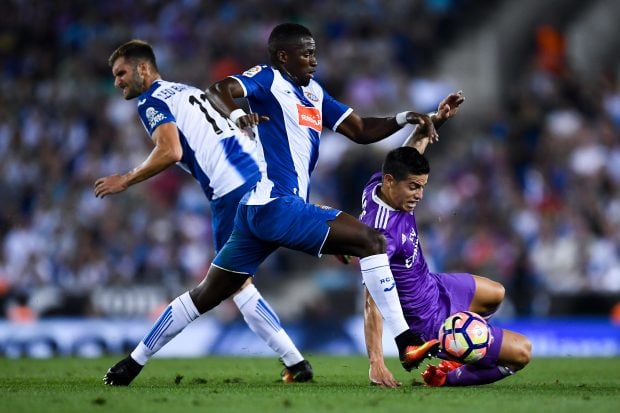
[{"x1": 445, "y1": 363, "x2": 514, "y2": 386}]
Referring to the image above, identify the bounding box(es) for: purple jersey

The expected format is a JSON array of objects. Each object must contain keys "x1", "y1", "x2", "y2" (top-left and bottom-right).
[{"x1": 360, "y1": 172, "x2": 475, "y2": 340}]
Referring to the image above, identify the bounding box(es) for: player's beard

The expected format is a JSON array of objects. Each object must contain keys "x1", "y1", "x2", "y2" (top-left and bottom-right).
[{"x1": 124, "y1": 70, "x2": 145, "y2": 100}]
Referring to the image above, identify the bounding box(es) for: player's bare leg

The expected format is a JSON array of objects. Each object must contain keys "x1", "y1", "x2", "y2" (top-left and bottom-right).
[{"x1": 469, "y1": 275, "x2": 505, "y2": 318}]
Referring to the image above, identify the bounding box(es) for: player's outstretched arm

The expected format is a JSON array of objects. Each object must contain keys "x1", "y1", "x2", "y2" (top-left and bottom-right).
[
  {"x1": 364, "y1": 287, "x2": 401, "y2": 388},
  {"x1": 336, "y1": 111, "x2": 437, "y2": 145},
  {"x1": 94, "y1": 122, "x2": 182, "y2": 198},
  {"x1": 402, "y1": 91, "x2": 466, "y2": 152}
]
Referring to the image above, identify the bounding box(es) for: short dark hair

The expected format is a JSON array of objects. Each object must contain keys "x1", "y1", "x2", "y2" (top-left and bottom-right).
[
  {"x1": 268, "y1": 23, "x2": 313, "y2": 56},
  {"x1": 382, "y1": 147, "x2": 430, "y2": 181},
  {"x1": 108, "y1": 39, "x2": 159, "y2": 71}
]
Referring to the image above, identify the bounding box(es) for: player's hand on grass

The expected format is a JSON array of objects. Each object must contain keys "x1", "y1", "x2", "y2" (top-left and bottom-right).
[
  {"x1": 94, "y1": 174, "x2": 129, "y2": 198},
  {"x1": 369, "y1": 362, "x2": 401, "y2": 388}
]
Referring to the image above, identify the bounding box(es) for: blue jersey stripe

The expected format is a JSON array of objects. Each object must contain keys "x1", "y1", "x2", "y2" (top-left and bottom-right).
[
  {"x1": 233, "y1": 66, "x2": 351, "y2": 204},
  {"x1": 178, "y1": 130, "x2": 214, "y2": 200},
  {"x1": 220, "y1": 137, "x2": 261, "y2": 188}
]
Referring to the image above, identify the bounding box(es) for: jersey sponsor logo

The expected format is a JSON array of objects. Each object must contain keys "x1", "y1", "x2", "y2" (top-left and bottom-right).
[
  {"x1": 297, "y1": 104, "x2": 322, "y2": 132},
  {"x1": 145, "y1": 107, "x2": 166, "y2": 129},
  {"x1": 404, "y1": 227, "x2": 419, "y2": 269},
  {"x1": 242, "y1": 65, "x2": 262, "y2": 77},
  {"x1": 304, "y1": 91, "x2": 319, "y2": 102},
  {"x1": 314, "y1": 203, "x2": 332, "y2": 210}
]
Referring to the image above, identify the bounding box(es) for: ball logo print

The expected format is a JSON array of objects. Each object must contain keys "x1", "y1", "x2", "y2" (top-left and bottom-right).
[{"x1": 438, "y1": 311, "x2": 490, "y2": 363}]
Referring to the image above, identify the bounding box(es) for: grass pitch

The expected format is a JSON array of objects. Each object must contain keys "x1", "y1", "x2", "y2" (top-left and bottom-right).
[{"x1": 1, "y1": 356, "x2": 619, "y2": 413}]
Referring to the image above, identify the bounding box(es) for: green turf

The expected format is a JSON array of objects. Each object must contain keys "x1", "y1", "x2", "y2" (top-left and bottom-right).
[{"x1": 1, "y1": 356, "x2": 619, "y2": 413}]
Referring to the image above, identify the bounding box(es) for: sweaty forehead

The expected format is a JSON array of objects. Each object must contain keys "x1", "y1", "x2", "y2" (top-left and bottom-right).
[
  {"x1": 286, "y1": 36, "x2": 315, "y2": 51},
  {"x1": 405, "y1": 174, "x2": 429, "y2": 185},
  {"x1": 111, "y1": 57, "x2": 128, "y2": 75}
]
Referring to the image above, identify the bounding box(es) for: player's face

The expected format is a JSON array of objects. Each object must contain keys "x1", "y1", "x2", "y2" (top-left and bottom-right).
[
  {"x1": 111, "y1": 57, "x2": 146, "y2": 100},
  {"x1": 383, "y1": 173, "x2": 428, "y2": 212},
  {"x1": 282, "y1": 36, "x2": 317, "y2": 87}
]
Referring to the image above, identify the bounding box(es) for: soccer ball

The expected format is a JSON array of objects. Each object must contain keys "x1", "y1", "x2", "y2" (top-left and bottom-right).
[{"x1": 438, "y1": 311, "x2": 490, "y2": 363}]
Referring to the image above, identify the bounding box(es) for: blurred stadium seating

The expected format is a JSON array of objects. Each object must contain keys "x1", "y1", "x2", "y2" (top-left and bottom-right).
[{"x1": 1, "y1": 0, "x2": 619, "y2": 337}]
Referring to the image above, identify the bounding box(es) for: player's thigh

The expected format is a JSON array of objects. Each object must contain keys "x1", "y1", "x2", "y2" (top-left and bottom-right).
[
  {"x1": 469, "y1": 275, "x2": 505, "y2": 315},
  {"x1": 498, "y1": 329, "x2": 532, "y2": 371}
]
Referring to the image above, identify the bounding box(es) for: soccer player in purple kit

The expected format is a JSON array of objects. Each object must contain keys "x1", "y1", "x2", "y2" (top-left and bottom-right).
[{"x1": 361, "y1": 91, "x2": 532, "y2": 387}]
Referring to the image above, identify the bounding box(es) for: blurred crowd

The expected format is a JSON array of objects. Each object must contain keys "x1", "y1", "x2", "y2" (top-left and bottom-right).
[{"x1": 1, "y1": 0, "x2": 619, "y2": 322}]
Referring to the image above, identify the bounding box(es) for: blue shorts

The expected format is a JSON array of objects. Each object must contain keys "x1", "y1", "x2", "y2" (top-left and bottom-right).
[
  {"x1": 213, "y1": 196, "x2": 341, "y2": 275},
  {"x1": 210, "y1": 178, "x2": 258, "y2": 252}
]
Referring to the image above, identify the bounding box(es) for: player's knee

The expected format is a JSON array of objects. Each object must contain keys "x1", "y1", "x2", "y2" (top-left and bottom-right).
[
  {"x1": 491, "y1": 281, "x2": 505, "y2": 306},
  {"x1": 358, "y1": 228, "x2": 386, "y2": 257},
  {"x1": 512, "y1": 337, "x2": 532, "y2": 371}
]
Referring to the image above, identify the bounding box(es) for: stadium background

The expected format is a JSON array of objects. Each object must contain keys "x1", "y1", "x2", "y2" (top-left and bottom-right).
[{"x1": 1, "y1": 0, "x2": 619, "y2": 358}]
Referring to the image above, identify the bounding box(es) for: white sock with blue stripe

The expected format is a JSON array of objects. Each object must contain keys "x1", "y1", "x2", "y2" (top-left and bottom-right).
[
  {"x1": 234, "y1": 283, "x2": 304, "y2": 367},
  {"x1": 130, "y1": 291, "x2": 200, "y2": 365},
  {"x1": 360, "y1": 254, "x2": 410, "y2": 337}
]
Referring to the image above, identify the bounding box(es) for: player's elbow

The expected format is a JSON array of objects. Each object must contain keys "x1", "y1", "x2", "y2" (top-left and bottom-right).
[
  {"x1": 168, "y1": 147, "x2": 183, "y2": 162},
  {"x1": 205, "y1": 82, "x2": 224, "y2": 100},
  {"x1": 205, "y1": 78, "x2": 237, "y2": 102}
]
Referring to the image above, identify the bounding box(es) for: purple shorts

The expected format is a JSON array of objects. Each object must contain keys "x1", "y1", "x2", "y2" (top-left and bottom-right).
[
  {"x1": 408, "y1": 272, "x2": 475, "y2": 342},
  {"x1": 421, "y1": 272, "x2": 503, "y2": 365}
]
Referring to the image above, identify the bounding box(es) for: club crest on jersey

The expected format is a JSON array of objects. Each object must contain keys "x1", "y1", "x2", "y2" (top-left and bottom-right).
[
  {"x1": 145, "y1": 107, "x2": 166, "y2": 129},
  {"x1": 304, "y1": 91, "x2": 319, "y2": 102},
  {"x1": 297, "y1": 104, "x2": 322, "y2": 132},
  {"x1": 242, "y1": 65, "x2": 262, "y2": 77}
]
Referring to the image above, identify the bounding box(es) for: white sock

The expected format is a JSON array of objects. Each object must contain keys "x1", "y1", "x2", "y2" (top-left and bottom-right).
[
  {"x1": 233, "y1": 283, "x2": 304, "y2": 367},
  {"x1": 360, "y1": 254, "x2": 409, "y2": 338},
  {"x1": 131, "y1": 291, "x2": 200, "y2": 365}
]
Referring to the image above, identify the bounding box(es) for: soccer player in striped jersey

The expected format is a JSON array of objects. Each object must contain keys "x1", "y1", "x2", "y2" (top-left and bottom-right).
[
  {"x1": 97, "y1": 40, "x2": 311, "y2": 385},
  {"x1": 202, "y1": 22, "x2": 441, "y2": 374},
  {"x1": 360, "y1": 92, "x2": 532, "y2": 387}
]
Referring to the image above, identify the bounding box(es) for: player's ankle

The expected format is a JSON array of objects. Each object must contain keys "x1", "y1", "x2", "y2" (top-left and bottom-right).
[{"x1": 395, "y1": 330, "x2": 423, "y2": 353}]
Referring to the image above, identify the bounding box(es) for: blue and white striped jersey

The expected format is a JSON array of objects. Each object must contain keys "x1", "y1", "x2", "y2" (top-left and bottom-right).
[
  {"x1": 231, "y1": 65, "x2": 352, "y2": 205},
  {"x1": 137, "y1": 79, "x2": 261, "y2": 200}
]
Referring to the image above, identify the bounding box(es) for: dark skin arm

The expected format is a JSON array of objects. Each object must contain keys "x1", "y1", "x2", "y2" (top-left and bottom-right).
[
  {"x1": 335, "y1": 112, "x2": 435, "y2": 144},
  {"x1": 206, "y1": 77, "x2": 437, "y2": 143},
  {"x1": 205, "y1": 79, "x2": 267, "y2": 133}
]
